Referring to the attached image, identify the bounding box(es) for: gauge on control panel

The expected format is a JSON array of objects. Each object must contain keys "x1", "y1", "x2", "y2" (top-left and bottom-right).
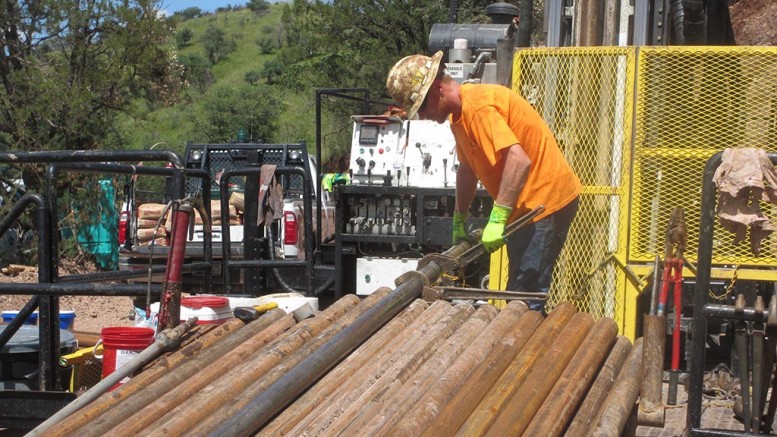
[{"x1": 359, "y1": 124, "x2": 379, "y2": 145}]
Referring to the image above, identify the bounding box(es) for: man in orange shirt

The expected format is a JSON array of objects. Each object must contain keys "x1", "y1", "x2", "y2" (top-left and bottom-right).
[{"x1": 386, "y1": 51, "x2": 581, "y2": 311}]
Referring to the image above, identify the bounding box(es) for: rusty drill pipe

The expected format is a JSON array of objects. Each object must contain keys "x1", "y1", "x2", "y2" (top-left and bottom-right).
[
  {"x1": 29, "y1": 319, "x2": 198, "y2": 437},
  {"x1": 190, "y1": 287, "x2": 410, "y2": 435},
  {"x1": 592, "y1": 337, "x2": 645, "y2": 436},
  {"x1": 259, "y1": 299, "x2": 431, "y2": 437},
  {"x1": 422, "y1": 302, "x2": 576, "y2": 437},
  {"x1": 280, "y1": 300, "x2": 457, "y2": 437},
  {"x1": 84, "y1": 309, "x2": 291, "y2": 437},
  {"x1": 127, "y1": 294, "x2": 360, "y2": 437},
  {"x1": 303, "y1": 303, "x2": 477, "y2": 437},
  {"x1": 523, "y1": 317, "x2": 619, "y2": 437},
  {"x1": 565, "y1": 335, "x2": 633, "y2": 437},
  {"x1": 352, "y1": 305, "x2": 500, "y2": 437},
  {"x1": 204, "y1": 232, "x2": 488, "y2": 436},
  {"x1": 638, "y1": 314, "x2": 667, "y2": 427},
  {"x1": 484, "y1": 312, "x2": 596, "y2": 436},
  {"x1": 391, "y1": 301, "x2": 529, "y2": 437},
  {"x1": 159, "y1": 202, "x2": 193, "y2": 330},
  {"x1": 51, "y1": 318, "x2": 247, "y2": 436}
]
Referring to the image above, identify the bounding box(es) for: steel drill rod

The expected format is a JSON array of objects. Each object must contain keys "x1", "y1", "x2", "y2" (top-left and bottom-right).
[
  {"x1": 0, "y1": 282, "x2": 163, "y2": 296},
  {"x1": 204, "y1": 222, "x2": 496, "y2": 436},
  {"x1": 705, "y1": 303, "x2": 770, "y2": 322},
  {"x1": 129, "y1": 295, "x2": 360, "y2": 437},
  {"x1": 321, "y1": 303, "x2": 477, "y2": 437},
  {"x1": 50, "y1": 318, "x2": 248, "y2": 436},
  {"x1": 258, "y1": 299, "x2": 431, "y2": 437},
  {"x1": 485, "y1": 312, "x2": 596, "y2": 436},
  {"x1": 565, "y1": 336, "x2": 633, "y2": 437},
  {"x1": 736, "y1": 320, "x2": 752, "y2": 432},
  {"x1": 423, "y1": 302, "x2": 576, "y2": 437},
  {"x1": 457, "y1": 205, "x2": 544, "y2": 267},
  {"x1": 192, "y1": 288, "x2": 410, "y2": 435},
  {"x1": 753, "y1": 318, "x2": 765, "y2": 433},
  {"x1": 592, "y1": 337, "x2": 645, "y2": 436},
  {"x1": 763, "y1": 351, "x2": 777, "y2": 431},
  {"x1": 351, "y1": 306, "x2": 500, "y2": 437},
  {"x1": 523, "y1": 317, "x2": 619, "y2": 437},
  {"x1": 29, "y1": 319, "x2": 197, "y2": 437},
  {"x1": 638, "y1": 314, "x2": 667, "y2": 427},
  {"x1": 280, "y1": 300, "x2": 456, "y2": 437},
  {"x1": 390, "y1": 301, "x2": 529, "y2": 437},
  {"x1": 80, "y1": 310, "x2": 290, "y2": 437}
]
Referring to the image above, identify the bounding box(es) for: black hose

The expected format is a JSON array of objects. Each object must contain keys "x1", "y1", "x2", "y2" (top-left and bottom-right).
[
  {"x1": 670, "y1": 0, "x2": 686, "y2": 45},
  {"x1": 682, "y1": 0, "x2": 706, "y2": 45},
  {"x1": 267, "y1": 224, "x2": 334, "y2": 296}
]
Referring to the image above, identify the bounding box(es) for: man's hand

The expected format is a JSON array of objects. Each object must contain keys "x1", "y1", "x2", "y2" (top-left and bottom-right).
[
  {"x1": 452, "y1": 211, "x2": 468, "y2": 245},
  {"x1": 482, "y1": 204, "x2": 513, "y2": 252}
]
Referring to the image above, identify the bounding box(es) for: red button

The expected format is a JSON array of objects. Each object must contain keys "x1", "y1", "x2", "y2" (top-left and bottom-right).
[{"x1": 378, "y1": 148, "x2": 384, "y2": 154}]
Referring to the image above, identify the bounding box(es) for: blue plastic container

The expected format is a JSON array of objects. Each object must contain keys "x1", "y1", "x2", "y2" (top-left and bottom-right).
[
  {"x1": 1, "y1": 310, "x2": 75, "y2": 329},
  {"x1": 1, "y1": 311, "x2": 38, "y2": 325},
  {"x1": 59, "y1": 311, "x2": 76, "y2": 330}
]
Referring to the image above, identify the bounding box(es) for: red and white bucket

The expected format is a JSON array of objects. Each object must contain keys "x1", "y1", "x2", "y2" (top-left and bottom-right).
[
  {"x1": 95, "y1": 326, "x2": 155, "y2": 390},
  {"x1": 180, "y1": 296, "x2": 232, "y2": 324}
]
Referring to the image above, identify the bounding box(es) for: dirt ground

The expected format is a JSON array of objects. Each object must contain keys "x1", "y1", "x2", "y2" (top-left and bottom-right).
[
  {"x1": 729, "y1": 0, "x2": 777, "y2": 45},
  {"x1": 0, "y1": 259, "x2": 134, "y2": 334}
]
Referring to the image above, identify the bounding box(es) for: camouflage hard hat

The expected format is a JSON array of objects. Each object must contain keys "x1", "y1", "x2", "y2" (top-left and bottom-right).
[{"x1": 386, "y1": 51, "x2": 443, "y2": 119}]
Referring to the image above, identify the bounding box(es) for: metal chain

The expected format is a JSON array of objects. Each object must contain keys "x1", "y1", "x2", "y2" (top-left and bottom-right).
[{"x1": 708, "y1": 264, "x2": 739, "y2": 301}]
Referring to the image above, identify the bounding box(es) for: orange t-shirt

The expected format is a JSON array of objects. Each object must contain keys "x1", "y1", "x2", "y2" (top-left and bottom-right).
[{"x1": 450, "y1": 83, "x2": 581, "y2": 222}]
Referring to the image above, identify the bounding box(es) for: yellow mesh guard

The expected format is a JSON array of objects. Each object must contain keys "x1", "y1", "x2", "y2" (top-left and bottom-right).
[{"x1": 493, "y1": 46, "x2": 777, "y2": 338}]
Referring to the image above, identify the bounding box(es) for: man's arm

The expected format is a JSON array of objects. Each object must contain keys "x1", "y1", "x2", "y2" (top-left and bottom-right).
[
  {"x1": 495, "y1": 143, "x2": 531, "y2": 208},
  {"x1": 455, "y1": 159, "x2": 478, "y2": 214}
]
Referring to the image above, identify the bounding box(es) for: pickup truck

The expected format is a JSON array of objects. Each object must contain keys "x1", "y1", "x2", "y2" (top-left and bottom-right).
[{"x1": 118, "y1": 141, "x2": 328, "y2": 295}]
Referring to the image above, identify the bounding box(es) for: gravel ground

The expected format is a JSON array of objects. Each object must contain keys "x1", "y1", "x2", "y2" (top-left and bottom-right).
[{"x1": 0, "y1": 260, "x2": 135, "y2": 334}]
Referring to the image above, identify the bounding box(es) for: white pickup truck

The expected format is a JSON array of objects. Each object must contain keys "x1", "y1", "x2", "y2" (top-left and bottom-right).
[{"x1": 118, "y1": 142, "x2": 330, "y2": 295}]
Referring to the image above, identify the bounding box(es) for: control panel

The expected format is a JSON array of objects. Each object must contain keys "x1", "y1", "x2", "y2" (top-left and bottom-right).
[{"x1": 349, "y1": 116, "x2": 459, "y2": 188}]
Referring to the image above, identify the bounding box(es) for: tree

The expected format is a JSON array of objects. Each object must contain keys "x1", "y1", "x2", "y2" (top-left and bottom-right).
[
  {"x1": 202, "y1": 26, "x2": 236, "y2": 64},
  {"x1": 244, "y1": 70, "x2": 261, "y2": 85},
  {"x1": 177, "y1": 6, "x2": 203, "y2": 20},
  {"x1": 247, "y1": 0, "x2": 270, "y2": 16},
  {"x1": 176, "y1": 28, "x2": 194, "y2": 48},
  {"x1": 261, "y1": 59, "x2": 285, "y2": 85},
  {"x1": 269, "y1": 0, "x2": 451, "y2": 158},
  {"x1": 179, "y1": 54, "x2": 215, "y2": 94},
  {"x1": 0, "y1": 0, "x2": 181, "y2": 152},
  {"x1": 258, "y1": 37, "x2": 275, "y2": 54},
  {"x1": 192, "y1": 83, "x2": 285, "y2": 143}
]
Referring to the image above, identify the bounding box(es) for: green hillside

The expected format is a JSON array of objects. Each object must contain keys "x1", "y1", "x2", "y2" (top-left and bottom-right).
[{"x1": 122, "y1": 5, "x2": 319, "y2": 159}]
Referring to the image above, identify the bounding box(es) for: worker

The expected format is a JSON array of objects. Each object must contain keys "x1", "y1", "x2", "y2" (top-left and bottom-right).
[{"x1": 386, "y1": 51, "x2": 581, "y2": 311}]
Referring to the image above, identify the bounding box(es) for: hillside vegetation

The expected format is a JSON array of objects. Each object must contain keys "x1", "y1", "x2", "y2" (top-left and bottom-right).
[{"x1": 121, "y1": 1, "x2": 465, "y2": 169}]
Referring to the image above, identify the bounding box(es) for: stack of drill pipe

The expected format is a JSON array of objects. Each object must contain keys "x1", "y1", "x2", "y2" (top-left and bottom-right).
[
  {"x1": 186, "y1": 288, "x2": 401, "y2": 435},
  {"x1": 366, "y1": 302, "x2": 529, "y2": 437},
  {"x1": 277, "y1": 299, "x2": 473, "y2": 436},
  {"x1": 425, "y1": 301, "x2": 577, "y2": 436},
  {"x1": 521, "y1": 317, "x2": 619, "y2": 436},
  {"x1": 106, "y1": 293, "x2": 363, "y2": 436},
  {"x1": 390, "y1": 301, "x2": 541, "y2": 437},
  {"x1": 259, "y1": 298, "x2": 433, "y2": 436},
  {"x1": 278, "y1": 299, "x2": 449, "y2": 435},
  {"x1": 50, "y1": 317, "x2": 251, "y2": 436},
  {"x1": 592, "y1": 337, "x2": 645, "y2": 436},
  {"x1": 472, "y1": 310, "x2": 595, "y2": 436},
  {"x1": 75, "y1": 309, "x2": 297, "y2": 437},
  {"x1": 337, "y1": 304, "x2": 499, "y2": 436},
  {"x1": 564, "y1": 336, "x2": 633, "y2": 437}
]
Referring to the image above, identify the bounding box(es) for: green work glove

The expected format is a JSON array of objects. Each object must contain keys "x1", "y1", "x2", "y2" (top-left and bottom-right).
[
  {"x1": 482, "y1": 204, "x2": 513, "y2": 253},
  {"x1": 452, "y1": 211, "x2": 468, "y2": 245}
]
